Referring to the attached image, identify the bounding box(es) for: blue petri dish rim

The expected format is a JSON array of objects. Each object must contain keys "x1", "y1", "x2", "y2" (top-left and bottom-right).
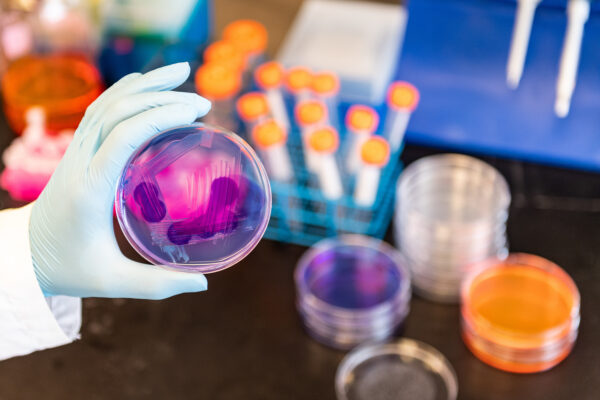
[
  {"x1": 115, "y1": 122, "x2": 272, "y2": 273},
  {"x1": 295, "y1": 235, "x2": 412, "y2": 321}
]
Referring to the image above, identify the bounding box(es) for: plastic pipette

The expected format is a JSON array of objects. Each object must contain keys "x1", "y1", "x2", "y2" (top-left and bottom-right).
[
  {"x1": 555, "y1": 0, "x2": 590, "y2": 118},
  {"x1": 506, "y1": 0, "x2": 541, "y2": 89}
]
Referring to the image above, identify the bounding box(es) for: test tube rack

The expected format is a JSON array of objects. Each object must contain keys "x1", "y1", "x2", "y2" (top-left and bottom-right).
[{"x1": 243, "y1": 106, "x2": 403, "y2": 247}]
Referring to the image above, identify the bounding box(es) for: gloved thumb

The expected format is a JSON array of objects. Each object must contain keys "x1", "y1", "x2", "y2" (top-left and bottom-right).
[{"x1": 100, "y1": 257, "x2": 208, "y2": 300}]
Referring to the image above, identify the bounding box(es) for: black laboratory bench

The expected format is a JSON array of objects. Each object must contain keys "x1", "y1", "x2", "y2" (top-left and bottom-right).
[{"x1": 0, "y1": 101, "x2": 600, "y2": 400}]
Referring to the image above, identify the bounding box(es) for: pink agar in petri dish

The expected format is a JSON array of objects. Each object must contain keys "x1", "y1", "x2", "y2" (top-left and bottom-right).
[{"x1": 115, "y1": 123, "x2": 271, "y2": 273}]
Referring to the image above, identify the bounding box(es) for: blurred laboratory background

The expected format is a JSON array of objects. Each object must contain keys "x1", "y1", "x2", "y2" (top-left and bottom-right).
[{"x1": 1, "y1": 0, "x2": 600, "y2": 399}]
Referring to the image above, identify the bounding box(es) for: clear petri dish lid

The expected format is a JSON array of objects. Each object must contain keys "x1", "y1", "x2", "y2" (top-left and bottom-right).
[
  {"x1": 115, "y1": 123, "x2": 272, "y2": 273},
  {"x1": 336, "y1": 339, "x2": 458, "y2": 400}
]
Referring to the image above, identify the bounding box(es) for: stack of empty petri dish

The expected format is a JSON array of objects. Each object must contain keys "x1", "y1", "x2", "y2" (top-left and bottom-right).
[
  {"x1": 295, "y1": 235, "x2": 411, "y2": 350},
  {"x1": 395, "y1": 154, "x2": 510, "y2": 302}
]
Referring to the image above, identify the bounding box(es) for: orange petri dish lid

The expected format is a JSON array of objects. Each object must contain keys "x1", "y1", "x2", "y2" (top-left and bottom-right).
[
  {"x1": 285, "y1": 67, "x2": 312, "y2": 94},
  {"x1": 223, "y1": 19, "x2": 268, "y2": 56},
  {"x1": 346, "y1": 105, "x2": 379, "y2": 134},
  {"x1": 203, "y1": 40, "x2": 246, "y2": 71},
  {"x1": 309, "y1": 127, "x2": 339, "y2": 154},
  {"x1": 311, "y1": 71, "x2": 339, "y2": 97},
  {"x1": 236, "y1": 92, "x2": 269, "y2": 122},
  {"x1": 295, "y1": 100, "x2": 327, "y2": 127},
  {"x1": 252, "y1": 120, "x2": 287, "y2": 149},
  {"x1": 387, "y1": 81, "x2": 420, "y2": 112},
  {"x1": 1, "y1": 54, "x2": 103, "y2": 133},
  {"x1": 254, "y1": 61, "x2": 284, "y2": 90},
  {"x1": 361, "y1": 137, "x2": 390, "y2": 167},
  {"x1": 461, "y1": 253, "x2": 580, "y2": 373},
  {"x1": 195, "y1": 62, "x2": 241, "y2": 101}
]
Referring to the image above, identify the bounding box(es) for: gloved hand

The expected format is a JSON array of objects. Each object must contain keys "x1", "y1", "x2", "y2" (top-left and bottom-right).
[{"x1": 29, "y1": 63, "x2": 211, "y2": 299}]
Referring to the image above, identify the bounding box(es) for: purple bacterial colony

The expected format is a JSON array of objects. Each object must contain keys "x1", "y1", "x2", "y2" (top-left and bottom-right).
[{"x1": 115, "y1": 124, "x2": 271, "y2": 273}]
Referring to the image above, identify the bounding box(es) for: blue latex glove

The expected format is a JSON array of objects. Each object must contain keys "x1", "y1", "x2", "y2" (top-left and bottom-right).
[{"x1": 29, "y1": 63, "x2": 211, "y2": 299}]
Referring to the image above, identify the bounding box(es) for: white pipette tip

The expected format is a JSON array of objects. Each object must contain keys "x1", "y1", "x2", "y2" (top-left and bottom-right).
[
  {"x1": 506, "y1": 0, "x2": 541, "y2": 90},
  {"x1": 555, "y1": 96, "x2": 571, "y2": 118},
  {"x1": 554, "y1": 0, "x2": 590, "y2": 118}
]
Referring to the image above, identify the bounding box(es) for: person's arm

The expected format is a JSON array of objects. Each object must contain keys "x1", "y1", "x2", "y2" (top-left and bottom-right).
[
  {"x1": 0, "y1": 204, "x2": 80, "y2": 360},
  {"x1": 0, "y1": 62, "x2": 211, "y2": 361}
]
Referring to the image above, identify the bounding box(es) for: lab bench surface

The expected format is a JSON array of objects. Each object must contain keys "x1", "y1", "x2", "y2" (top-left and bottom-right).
[{"x1": 1, "y1": 0, "x2": 600, "y2": 398}]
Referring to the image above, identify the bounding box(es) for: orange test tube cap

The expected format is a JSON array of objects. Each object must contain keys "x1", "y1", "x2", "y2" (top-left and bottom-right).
[
  {"x1": 252, "y1": 120, "x2": 287, "y2": 149},
  {"x1": 361, "y1": 137, "x2": 390, "y2": 167},
  {"x1": 295, "y1": 100, "x2": 327, "y2": 127},
  {"x1": 223, "y1": 19, "x2": 268, "y2": 56},
  {"x1": 309, "y1": 127, "x2": 339, "y2": 154},
  {"x1": 285, "y1": 67, "x2": 312, "y2": 94},
  {"x1": 236, "y1": 92, "x2": 269, "y2": 122},
  {"x1": 195, "y1": 62, "x2": 241, "y2": 101},
  {"x1": 254, "y1": 61, "x2": 284, "y2": 90},
  {"x1": 311, "y1": 71, "x2": 340, "y2": 97},
  {"x1": 346, "y1": 105, "x2": 379, "y2": 134},
  {"x1": 387, "y1": 81, "x2": 420, "y2": 111},
  {"x1": 203, "y1": 40, "x2": 246, "y2": 71}
]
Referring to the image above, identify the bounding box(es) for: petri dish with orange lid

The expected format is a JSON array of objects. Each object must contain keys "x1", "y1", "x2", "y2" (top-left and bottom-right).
[
  {"x1": 223, "y1": 19, "x2": 268, "y2": 67},
  {"x1": 461, "y1": 253, "x2": 580, "y2": 373},
  {"x1": 354, "y1": 137, "x2": 390, "y2": 207},
  {"x1": 345, "y1": 105, "x2": 379, "y2": 173},
  {"x1": 383, "y1": 81, "x2": 420, "y2": 150},
  {"x1": 284, "y1": 66, "x2": 313, "y2": 101},
  {"x1": 252, "y1": 119, "x2": 292, "y2": 182},
  {"x1": 1, "y1": 54, "x2": 103, "y2": 134},
  {"x1": 195, "y1": 62, "x2": 242, "y2": 131},
  {"x1": 203, "y1": 40, "x2": 246, "y2": 72}
]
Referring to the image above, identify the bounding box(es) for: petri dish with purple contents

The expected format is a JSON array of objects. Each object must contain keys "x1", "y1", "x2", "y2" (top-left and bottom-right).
[
  {"x1": 295, "y1": 235, "x2": 411, "y2": 350},
  {"x1": 115, "y1": 123, "x2": 271, "y2": 273}
]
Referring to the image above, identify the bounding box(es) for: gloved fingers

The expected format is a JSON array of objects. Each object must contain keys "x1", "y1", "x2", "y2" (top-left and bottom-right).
[
  {"x1": 97, "y1": 91, "x2": 211, "y2": 144},
  {"x1": 79, "y1": 72, "x2": 142, "y2": 128},
  {"x1": 81, "y1": 63, "x2": 192, "y2": 135},
  {"x1": 103, "y1": 258, "x2": 207, "y2": 300},
  {"x1": 89, "y1": 103, "x2": 201, "y2": 192}
]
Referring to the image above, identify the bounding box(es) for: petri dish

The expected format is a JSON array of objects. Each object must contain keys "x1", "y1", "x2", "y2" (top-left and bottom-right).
[
  {"x1": 461, "y1": 253, "x2": 580, "y2": 373},
  {"x1": 295, "y1": 235, "x2": 411, "y2": 350},
  {"x1": 1, "y1": 54, "x2": 102, "y2": 133},
  {"x1": 335, "y1": 339, "x2": 458, "y2": 400},
  {"x1": 115, "y1": 123, "x2": 272, "y2": 273}
]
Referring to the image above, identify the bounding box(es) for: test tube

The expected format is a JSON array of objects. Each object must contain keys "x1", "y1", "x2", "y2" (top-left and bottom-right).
[
  {"x1": 310, "y1": 71, "x2": 340, "y2": 129},
  {"x1": 506, "y1": 0, "x2": 541, "y2": 89},
  {"x1": 284, "y1": 66, "x2": 313, "y2": 106},
  {"x1": 195, "y1": 62, "x2": 242, "y2": 132},
  {"x1": 223, "y1": 19, "x2": 268, "y2": 75},
  {"x1": 236, "y1": 92, "x2": 270, "y2": 136},
  {"x1": 251, "y1": 119, "x2": 293, "y2": 182},
  {"x1": 344, "y1": 105, "x2": 379, "y2": 174},
  {"x1": 203, "y1": 39, "x2": 246, "y2": 73},
  {"x1": 254, "y1": 61, "x2": 290, "y2": 131},
  {"x1": 295, "y1": 100, "x2": 328, "y2": 171},
  {"x1": 383, "y1": 81, "x2": 419, "y2": 151},
  {"x1": 354, "y1": 137, "x2": 390, "y2": 207},
  {"x1": 555, "y1": 0, "x2": 590, "y2": 118},
  {"x1": 307, "y1": 127, "x2": 343, "y2": 200}
]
